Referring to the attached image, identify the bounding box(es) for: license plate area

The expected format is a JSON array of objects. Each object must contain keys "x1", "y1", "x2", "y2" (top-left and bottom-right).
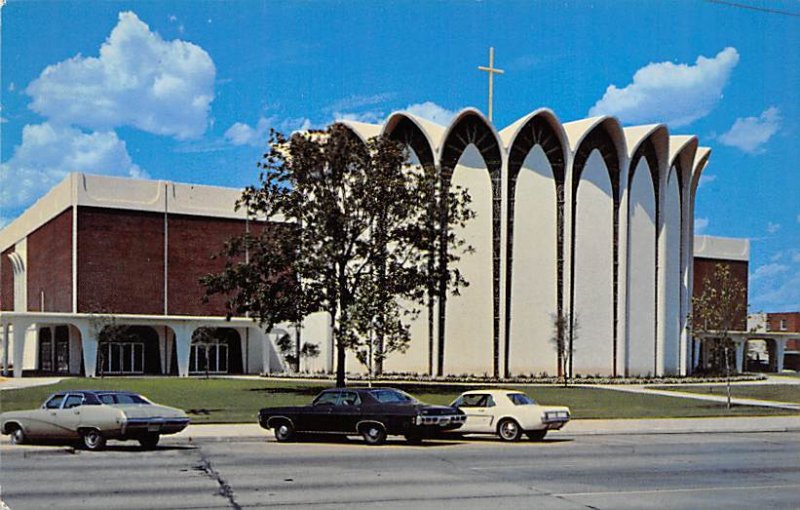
[{"x1": 147, "y1": 423, "x2": 161, "y2": 432}]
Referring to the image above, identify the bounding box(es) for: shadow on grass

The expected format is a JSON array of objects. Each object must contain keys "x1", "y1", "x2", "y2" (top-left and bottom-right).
[{"x1": 186, "y1": 408, "x2": 225, "y2": 415}]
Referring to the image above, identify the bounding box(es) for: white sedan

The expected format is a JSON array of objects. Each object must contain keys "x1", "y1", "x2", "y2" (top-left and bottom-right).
[{"x1": 449, "y1": 389, "x2": 570, "y2": 441}]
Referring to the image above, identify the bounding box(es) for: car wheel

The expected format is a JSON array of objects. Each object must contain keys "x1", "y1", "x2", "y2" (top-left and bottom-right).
[
  {"x1": 9, "y1": 426, "x2": 26, "y2": 445},
  {"x1": 526, "y1": 429, "x2": 547, "y2": 441},
  {"x1": 81, "y1": 429, "x2": 106, "y2": 451},
  {"x1": 497, "y1": 418, "x2": 522, "y2": 442},
  {"x1": 274, "y1": 422, "x2": 295, "y2": 442},
  {"x1": 138, "y1": 433, "x2": 160, "y2": 450},
  {"x1": 361, "y1": 423, "x2": 387, "y2": 445}
]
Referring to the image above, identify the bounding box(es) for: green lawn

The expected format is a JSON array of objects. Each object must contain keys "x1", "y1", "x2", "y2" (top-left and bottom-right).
[
  {"x1": 654, "y1": 384, "x2": 800, "y2": 404},
  {"x1": 1, "y1": 378, "x2": 796, "y2": 423}
]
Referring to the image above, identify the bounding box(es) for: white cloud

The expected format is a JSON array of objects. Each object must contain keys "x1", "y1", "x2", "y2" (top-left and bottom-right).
[
  {"x1": 766, "y1": 222, "x2": 781, "y2": 234},
  {"x1": 225, "y1": 116, "x2": 312, "y2": 146},
  {"x1": 718, "y1": 107, "x2": 781, "y2": 154},
  {"x1": 333, "y1": 110, "x2": 384, "y2": 124},
  {"x1": 694, "y1": 217, "x2": 709, "y2": 234},
  {"x1": 751, "y1": 262, "x2": 789, "y2": 281},
  {"x1": 589, "y1": 47, "x2": 739, "y2": 127},
  {"x1": 0, "y1": 122, "x2": 144, "y2": 208},
  {"x1": 404, "y1": 101, "x2": 458, "y2": 126},
  {"x1": 792, "y1": 251, "x2": 800, "y2": 264},
  {"x1": 698, "y1": 174, "x2": 716, "y2": 188},
  {"x1": 26, "y1": 11, "x2": 215, "y2": 140}
]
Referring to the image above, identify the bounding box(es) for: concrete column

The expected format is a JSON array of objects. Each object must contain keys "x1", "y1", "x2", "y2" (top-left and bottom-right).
[
  {"x1": 165, "y1": 330, "x2": 175, "y2": 375},
  {"x1": 693, "y1": 339, "x2": 701, "y2": 372},
  {"x1": 174, "y1": 324, "x2": 194, "y2": 377},
  {"x1": 775, "y1": 339, "x2": 787, "y2": 373},
  {"x1": 1, "y1": 322, "x2": 9, "y2": 376},
  {"x1": 734, "y1": 341, "x2": 745, "y2": 374},
  {"x1": 11, "y1": 320, "x2": 31, "y2": 378},
  {"x1": 261, "y1": 331, "x2": 272, "y2": 375},
  {"x1": 75, "y1": 321, "x2": 98, "y2": 377},
  {"x1": 157, "y1": 326, "x2": 168, "y2": 374}
]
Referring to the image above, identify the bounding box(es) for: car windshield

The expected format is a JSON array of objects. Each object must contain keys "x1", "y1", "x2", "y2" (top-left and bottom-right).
[
  {"x1": 508, "y1": 393, "x2": 536, "y2": 405},
  {"x1": 369, "y1": 389, "x2": 417, "y2": 404},
  {"x1": 98, "y1": 393, "x2": 150, "y2": 405}
]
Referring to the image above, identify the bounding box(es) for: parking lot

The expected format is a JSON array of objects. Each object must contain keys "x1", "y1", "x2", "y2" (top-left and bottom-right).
[{"x1": 2, "y1": 430, "x2": 799, "y2": 509}]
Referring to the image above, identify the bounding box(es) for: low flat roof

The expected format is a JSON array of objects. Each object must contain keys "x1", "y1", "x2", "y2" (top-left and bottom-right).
[{"x1": 694, "y1": 235, "x2": 750, "y2": 262}]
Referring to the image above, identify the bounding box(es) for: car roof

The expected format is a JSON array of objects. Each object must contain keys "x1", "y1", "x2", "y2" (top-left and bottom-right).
[
  {"x1": 50, "y1": 390, "x2": 141, "y2": 396},
  {"x1": 460, "y1": 389, "x2": 523, "y2": 396}
]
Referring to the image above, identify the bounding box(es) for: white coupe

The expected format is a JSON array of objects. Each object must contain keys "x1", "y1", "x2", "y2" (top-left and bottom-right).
[{"x1": 449, "y1": 389, "x2": 570, "y2": 441}]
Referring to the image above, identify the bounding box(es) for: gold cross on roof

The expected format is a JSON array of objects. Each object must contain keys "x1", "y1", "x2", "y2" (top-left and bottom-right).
[{"x1": 478, "y1": 47, "x2": 504, "y2": 123}]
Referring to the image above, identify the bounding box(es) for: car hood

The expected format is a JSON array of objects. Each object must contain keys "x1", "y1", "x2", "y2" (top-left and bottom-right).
[
  {"x1": 0, "y1": 410, "x2": 34, "y2": 421},
  {"x1": 112, "y1": 404, "x2": 187, "y2": 420}
]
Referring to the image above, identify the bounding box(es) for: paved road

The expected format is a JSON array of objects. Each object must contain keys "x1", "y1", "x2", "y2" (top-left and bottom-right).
[{"x1": 2, "y1": 431, "x2": 799, "y2": 509}]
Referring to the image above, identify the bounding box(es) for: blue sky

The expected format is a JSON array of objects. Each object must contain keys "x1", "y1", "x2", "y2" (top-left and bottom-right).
[{"x1": 1, "y1": 0, "x2": 798, "y2": 311}]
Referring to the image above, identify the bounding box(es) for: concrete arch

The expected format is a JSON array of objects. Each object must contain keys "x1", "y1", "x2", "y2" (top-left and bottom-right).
[
  {"x1": 567, "y1": 117, "x2": 627, "y2": 376},
  {"x1": 381, "y1": 113, "x2": 438, "y2": 375},
  {"x1": 502, "y1": 110, "x2": 569, "y2": 376},
  {"x1": 626, "y1": 149, "x2": 658, "y2": 375},
  {"x1": 438, "y1": 109, "x2": 503, "y2": 376}
]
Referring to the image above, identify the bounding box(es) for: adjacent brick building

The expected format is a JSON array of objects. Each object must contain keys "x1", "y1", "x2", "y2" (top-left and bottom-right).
[{"x1": 0, "y1": 173, "x2": 327, "y2": 377}]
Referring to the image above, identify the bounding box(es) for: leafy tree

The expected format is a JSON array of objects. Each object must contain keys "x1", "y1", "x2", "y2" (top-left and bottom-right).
[
  {"x1": 299, "y1": 342, "x2": 320, "y2": 372},
  {"x1": 690, "y1": 263, "x2": 748, "y2": 408},
  {"x1": 203, "y1": 124, "x2": 473, "y2": 387},
  {"x1": 550, "y1": 312, "x2": 579, "y2": 387}
]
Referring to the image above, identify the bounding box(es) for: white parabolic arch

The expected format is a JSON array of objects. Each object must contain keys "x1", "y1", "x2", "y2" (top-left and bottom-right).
[
  {"x1": 663, "y1": 166, "x2": 682, "y2": 373},
  {"x1": 445, "y1": 144, "x2": 493, "y2": 375},
  {"x1": 385, "y1": 149, "x2": 428, "y2": 374},
  {"x1": 573, "y1": 150, "x2": 614, "y2": 375},
  {"x1": 627, "y1": 158, "x2": 657, "y2": 376},
  {"x1": 509, "y1": 145, "x2": 558, "y2": 376}
]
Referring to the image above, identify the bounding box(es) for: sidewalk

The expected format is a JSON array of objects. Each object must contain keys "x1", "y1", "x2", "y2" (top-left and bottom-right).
[
  {"x1": 591, "y1": 383, "x2": 800, "y2": 411},
  {"x1": 173, "y1": 415, "x2": 800, "y2": 442},
  {"x1": 0, "y1": 377, "x2": 62, "y2": 391}
]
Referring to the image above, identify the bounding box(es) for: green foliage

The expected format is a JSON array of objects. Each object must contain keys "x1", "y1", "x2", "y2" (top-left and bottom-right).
[
  {"x1": 203, "y1": 124, "x2": 474, "y2": 387},
  {"x1": 690, "y1": 263, "x2": 748, "y2": 374}
]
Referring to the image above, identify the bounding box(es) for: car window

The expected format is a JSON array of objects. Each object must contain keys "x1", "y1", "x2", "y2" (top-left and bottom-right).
[
  {"x1": 44, "y1": 395, "x2": 65, "y2": 409},
  {"x1": 338, "y1": 392, "x2": 361, "y2": 406},
  {"x1": 64, "y1": 394, "x2": 84, "y2": 409},
  {"x1": 99, "y1": 394, "x2": 117, "y2": 405},
  {"x1": 116, "y1": 394, "x2": 149, "y2": 404},
  {"x1": 460, "y1": 394, "x2": 490, "y2": 407},
  {"x1": 369, "y1": 389, "x2": 416, "y2": 404},
  {"x1": 313, "y1": 392, "x2": 340, "y2": 406},
  {"x1": 507, "y1": 393, "x2": 536, "y2": 405},
  {"x1": 97, "y1": 393, "x2": 150, "y2": 405}
]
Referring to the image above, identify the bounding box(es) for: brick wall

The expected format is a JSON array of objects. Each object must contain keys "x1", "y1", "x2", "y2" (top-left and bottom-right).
[
  {"x1": 767, "y1": 312, "x2": 800, "y2": 333},
  {"x1": 0, "y1": 247, "x2": 13, "y2": 311},
  {"x1": 27, "y1": 208, "x2": 73, "y2": 312},
  {"x1": 77, "y1": 207, "x2": 165, "y2": 314},
  {"x1": 692, "y1": 257, "x2": 749, "y2": 331},
  {"x1": 167, "y1": 214, "x2": 248, "y2": 316}
]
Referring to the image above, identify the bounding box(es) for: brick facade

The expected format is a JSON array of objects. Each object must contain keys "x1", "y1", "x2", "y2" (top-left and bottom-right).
[
  {"x1": 77, "y1": 207, "x2": 165, "y2": 315},
  {"x1": 27, "y1": 208, "x2": 73, "y2": 312},
  {"x1": 692, "y1": 257, "x2": 749, "y2": 331},
  {"x1": 167, "y1": 214, "x2": 248, "y2": 316}
]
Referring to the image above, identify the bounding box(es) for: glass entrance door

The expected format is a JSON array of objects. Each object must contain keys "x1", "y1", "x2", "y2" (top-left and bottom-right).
[
  {"x1": 100, "y1": 342, "x2": 145, "y2": 375},
  {"x1": 190, "y1": 343, "x2": 229, "y2": 374}
]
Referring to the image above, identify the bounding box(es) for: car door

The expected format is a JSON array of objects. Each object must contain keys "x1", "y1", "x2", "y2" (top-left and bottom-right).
[
  {"x1": 302, "y1": 391, "x2": 340, "y2": 432},
  {"x1": 331, "y1": 391, "x2": 362, "y2": 433},
  {"x1": 50, "y1": 393, "x2": 84, "y2": 439},
  {"x1": 24, "y1": 394, "x2": 66, "y2": 438},
  {"x1": 457, "y1": 394, "x2": 495, "y2": 432}
]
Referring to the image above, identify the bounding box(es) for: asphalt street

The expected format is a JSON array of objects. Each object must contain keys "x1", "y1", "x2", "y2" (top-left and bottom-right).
[{"x1": 1, "y1": 431, "x2": 799, "y2": 510}]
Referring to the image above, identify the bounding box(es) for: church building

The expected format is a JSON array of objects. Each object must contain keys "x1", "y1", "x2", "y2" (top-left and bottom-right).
[{"x1": 1, "y1": 107, "x2": 744, "y2": 379}]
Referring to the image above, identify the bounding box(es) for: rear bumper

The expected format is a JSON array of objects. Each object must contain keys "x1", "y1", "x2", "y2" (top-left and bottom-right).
[
  {"x1": 415, "y1": 414, "x2": 466, "y2": 430},
  {"x1": 122, "y1": 418, "x2": 190, "y2": 436}
]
